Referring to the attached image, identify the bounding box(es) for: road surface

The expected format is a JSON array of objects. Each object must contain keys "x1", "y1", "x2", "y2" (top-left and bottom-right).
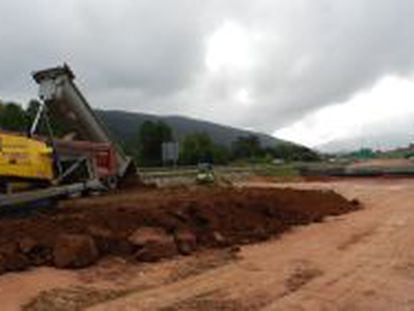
[
  {"x1": 90, "y1": 179, "x2": 414, "y2": 310},
  {"x1": 2, "y1": 178, "x2": 414, "y2": 310}
]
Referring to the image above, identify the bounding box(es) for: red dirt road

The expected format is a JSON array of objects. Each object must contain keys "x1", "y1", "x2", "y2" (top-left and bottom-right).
[
  {"x1": 2, "y1": 179, "x2": 414, "y2": 310},
  {"x1": 89, "y1": 179, "x2": 414, "y2": 310}
]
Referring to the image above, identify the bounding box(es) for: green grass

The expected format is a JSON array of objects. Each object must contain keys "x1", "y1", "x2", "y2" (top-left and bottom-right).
[{"x1": 252, "y1": 164, "x2": 300, "y2": 177}]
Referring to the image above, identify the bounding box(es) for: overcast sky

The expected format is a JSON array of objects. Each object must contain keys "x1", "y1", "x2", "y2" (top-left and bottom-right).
[{"x1": 1, "y1": 0, "x2": 414, "y2": 151}]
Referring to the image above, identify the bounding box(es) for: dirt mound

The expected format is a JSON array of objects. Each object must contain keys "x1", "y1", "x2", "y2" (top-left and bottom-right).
[{"x1": 0, "y1": 187, "x2": 360, "y2": 274}]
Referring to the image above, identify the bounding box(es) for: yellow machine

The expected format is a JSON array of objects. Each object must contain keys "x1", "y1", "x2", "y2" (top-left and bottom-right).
[
  {"x1": 0, "y1": 132, "x2": 54, "y2": 185},
  {"x1": 0, "y1": 65, "x2": 134, "y2": 207}
]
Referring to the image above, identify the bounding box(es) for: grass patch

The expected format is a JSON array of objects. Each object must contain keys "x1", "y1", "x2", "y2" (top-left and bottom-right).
[{"x1": 253, "y1": 164, "x2": 300, "y2": 177}]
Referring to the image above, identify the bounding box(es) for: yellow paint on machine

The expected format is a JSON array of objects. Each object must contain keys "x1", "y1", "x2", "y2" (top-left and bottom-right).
[{"x1": 0, "y1": 132, "x2": 54, "y2": 181}]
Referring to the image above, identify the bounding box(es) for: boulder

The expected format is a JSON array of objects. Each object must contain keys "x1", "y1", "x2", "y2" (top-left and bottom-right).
[
  {"x1": 19, "y1": 238, "x2": 52, "y2": 266},
  {"x1": 18, "y1": 237, "x2": 38, "y2": 254},
  {"x1": 87, "y1": 225, "x2": 133, "y2": 255},
  {"x1": 128, "y1": 227, "x2": 177, "y2": 262},
  {"x1": 174, "y1": 229, "x2": 197, "y2": 255},
  {"x1": 53, "y1": 234, "x2": 99, "y2": 268},
  {"x1": 212, "y1": 231, "x2": 227, "y2": 246},
  {"x1": 0, "y1": 242, "x2": 29, "y2": 272}
]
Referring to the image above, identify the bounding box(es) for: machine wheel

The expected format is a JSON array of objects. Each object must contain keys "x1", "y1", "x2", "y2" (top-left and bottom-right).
[{"x1": 104, "y1": 176, "x2": 118, "y2": 190}]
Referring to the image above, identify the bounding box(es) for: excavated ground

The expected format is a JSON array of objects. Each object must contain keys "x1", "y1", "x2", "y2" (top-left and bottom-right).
[{"x1": 0, "y1": 186, "x2": 360, "y2": 274}]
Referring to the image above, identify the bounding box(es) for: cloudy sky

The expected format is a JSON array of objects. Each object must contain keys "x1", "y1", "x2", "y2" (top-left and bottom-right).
[{"x1": 1, "y1": 0, "x2": 414, "y2": 151}]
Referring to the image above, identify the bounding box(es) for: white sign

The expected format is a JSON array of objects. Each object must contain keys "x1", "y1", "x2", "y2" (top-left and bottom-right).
[{"x1": 162, "y1": 142, "x2": 179, "y2": 164}]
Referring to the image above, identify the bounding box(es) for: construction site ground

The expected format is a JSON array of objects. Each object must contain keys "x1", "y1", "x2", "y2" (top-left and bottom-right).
[{"x1": 1, "y1": 177, "x2": 414, "y2": 310}]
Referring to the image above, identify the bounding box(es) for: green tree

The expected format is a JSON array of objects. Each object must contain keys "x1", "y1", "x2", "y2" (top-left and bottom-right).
[
  {"x1": 0, "y1": 102, "x2": 29, "y2": 132},
  {"x1": 265, "y1": 144, "x2": 320, "y2": 162},
  {"x1": 26, "y1": 99, "x2": 41, "y2": 120},
  {"x1": 232, "y1": 135, "x2": 262, "y2": 159},
  {"x1": 211, "y1": 144, "x2": 231, "y2": 165},
  {"x1": 25, "y1": 99, "x2": 70, "y2": 137},
  {"x1": 180, "y1": 132, "x2": 213, "y2": 165},
  {"x1": 135, "y1": 120, "x2": 173, "y2": 166},
  {"x1": 180, "y1": 132, "x2": 230, "y2": 165},
  {"x1": 350, "y1": 148, "x2": 375, "y2": 159}
]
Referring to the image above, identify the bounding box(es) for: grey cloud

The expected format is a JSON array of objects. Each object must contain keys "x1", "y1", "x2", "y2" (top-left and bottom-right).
[
  {"x1": 0, "y1": 0, "x2": 208, "y2": 96},
  {"x1": 1, "y1": 0, "x2": 414, "y2": 143},
  {"x1": 319, "y1": 114, "x2": 414, "y2": 152},
  {"x1": 236, "y1": 1, "x2": 414, "y2": 131}
]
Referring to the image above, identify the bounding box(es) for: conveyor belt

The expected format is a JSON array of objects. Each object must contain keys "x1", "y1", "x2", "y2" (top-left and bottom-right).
[{"x1": 0, "y1": 180, "x2": 103, "y2": 207}]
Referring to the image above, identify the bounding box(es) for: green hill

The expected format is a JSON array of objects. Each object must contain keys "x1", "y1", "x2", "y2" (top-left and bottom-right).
[{"x1": 97, "y1": 110, "x2": 290, "y2": 148}]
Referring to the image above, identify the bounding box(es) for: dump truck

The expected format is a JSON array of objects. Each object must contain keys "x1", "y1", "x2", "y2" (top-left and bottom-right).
[{"x1": 0, "y1": 64, "x2": 136, "y2": 207}]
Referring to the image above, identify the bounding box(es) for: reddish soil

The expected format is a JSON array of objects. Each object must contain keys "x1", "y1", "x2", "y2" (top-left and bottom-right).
[
  {"x1": 87, "y1": 179, "x2": 414, "y2": 311},
  {"x1": 0, "y1": 187, "x2": 358, "y2": 274}
]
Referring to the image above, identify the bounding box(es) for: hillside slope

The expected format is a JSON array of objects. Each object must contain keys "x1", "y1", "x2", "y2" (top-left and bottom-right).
[{"x1": 97, "y1": 110, "x2": 290, "y2": 147}]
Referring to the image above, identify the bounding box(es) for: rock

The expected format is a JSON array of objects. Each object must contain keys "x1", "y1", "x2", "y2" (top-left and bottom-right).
[
  {"x1": 128, "y1": 227, "x2": 177, "y2": 262},
  {"x1": 17, "y1": 237, "x2": 52, "y2": 266},
  {"x1": 128, "y1": 227, "x2": 166, "y2": 245},
  {"x1": 170, "y1": 210, "x2": 188, "y2": 222},
  {"x1": 18, "y1": 237, "x2": 38, "y2": 254},
  {"x1": 0, "y1": 255, "x2": 6, "y2": 274},
  {"x1": 88, "y1": 226, "x2": 112, "y2": 251},
  {"x1": 0, "y1": 242, "x2": 29, "y2": 271},
  {"x1": 88, "y1": 225, "x2": 113, "y2": 238},
  {"x1": 53, "y1": 234, "x2": 99, "y2": 268},
  {"x1": 229, "y1": 245, "x2": 241, "y2": 254},
  {"x1": 212, "y1": 231, "x2": 227, "y2": 246},
  {"x1": 174, "y1": 229, "x2": 197, "y2": 255},
  {"x1": 351, "y1": 198, "x2": 360, "y2": 206},
  {"x1": 30, "y1": 247, "x2": 52, "y2": 266},
  {"x1": 88, "y1": 225, "x2": 131, "y2": 255},
  {"x1": 253, "y1": 227, "x2": 270, "y2": 241}
]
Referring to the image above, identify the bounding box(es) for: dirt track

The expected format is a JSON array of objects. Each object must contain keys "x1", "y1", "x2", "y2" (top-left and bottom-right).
[{"x1": 1, "y1": 179, "x2": 414, "y2": 310}]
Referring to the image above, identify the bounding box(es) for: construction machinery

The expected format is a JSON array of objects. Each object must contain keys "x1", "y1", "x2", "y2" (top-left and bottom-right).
[
  {"x1": 0, "y1": 64, "x2": 135, "y2": 207},
  {"x1": 196, "y1": 163, "x2": 215, "y2": 184}
]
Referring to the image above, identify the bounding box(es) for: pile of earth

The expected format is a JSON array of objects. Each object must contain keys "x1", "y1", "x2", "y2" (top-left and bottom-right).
[{"x1": 0, "y1": 187, "x2": 360, "y2": 274}]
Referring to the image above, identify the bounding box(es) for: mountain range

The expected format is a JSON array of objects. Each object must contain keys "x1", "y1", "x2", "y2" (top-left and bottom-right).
[{"x1": 97, "y1": 110, "x2": 291, "y2": 148}]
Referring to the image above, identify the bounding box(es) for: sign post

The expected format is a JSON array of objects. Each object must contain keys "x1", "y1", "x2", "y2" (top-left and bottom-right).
[{"x1": 162, "y1": 142, "x2": 179, "y2": 167}]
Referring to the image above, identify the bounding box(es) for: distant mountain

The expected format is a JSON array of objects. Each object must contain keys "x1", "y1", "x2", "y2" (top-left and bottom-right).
[
  {"x1": 318, "y1": 127, "x2": 414, "y2": 153},
  {"x1": 96, "y1": 110, "x2": 291, "y2": 147}
]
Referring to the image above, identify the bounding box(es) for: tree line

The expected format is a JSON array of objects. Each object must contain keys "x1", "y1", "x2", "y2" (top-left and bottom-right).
[
  {"x1": 126, "y1": 120, "x2": 319, "y2": 166},
  {"x1": 0, "y1": 101, "x2": 319, "y2": 166},
  {"x1": 0, "y1": 99, "x2": 66, "y2": 136}
]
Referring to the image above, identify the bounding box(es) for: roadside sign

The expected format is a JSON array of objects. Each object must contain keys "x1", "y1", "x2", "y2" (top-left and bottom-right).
[{"x1": 162, "y1": 142, "x2": 179, "y2": 165}]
